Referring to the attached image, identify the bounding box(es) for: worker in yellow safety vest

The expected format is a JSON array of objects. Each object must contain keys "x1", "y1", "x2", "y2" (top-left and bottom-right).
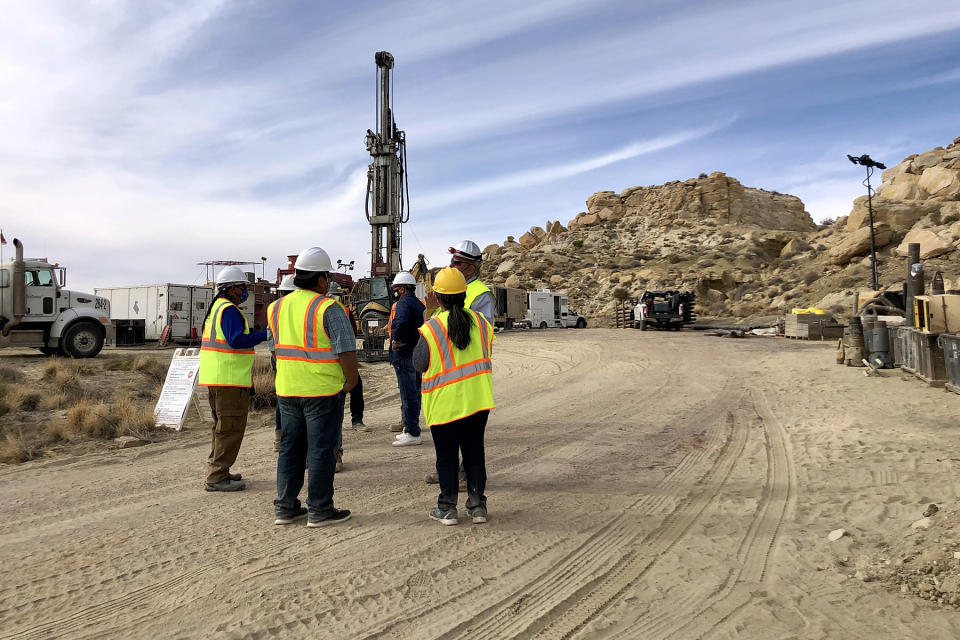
[
  {"x1": 413, "y1": 267, "x2": 494, "y2": 526},
  {"x1": 422, "y1": 240, "x2": 494, "y2": 485},
  {"x1": 198, "y1": 266, "x2": 268, "y2": 492},
  {"x1": 269, "y1": 247, "x2": 358, "y2": 528}
]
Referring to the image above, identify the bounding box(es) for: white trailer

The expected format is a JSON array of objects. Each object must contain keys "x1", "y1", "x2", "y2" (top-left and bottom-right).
[
  {"x1": 95, "y1": 284, "x2": 213, "y2": 341},
  {"x1": 526, "y1": 289, "x2": 587, "y2": 329}
]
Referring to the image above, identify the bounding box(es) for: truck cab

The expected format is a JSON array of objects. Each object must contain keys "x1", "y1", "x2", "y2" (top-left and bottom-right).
[{"x1": 1, "y1": 239, "x2": 111, "y2": 357}]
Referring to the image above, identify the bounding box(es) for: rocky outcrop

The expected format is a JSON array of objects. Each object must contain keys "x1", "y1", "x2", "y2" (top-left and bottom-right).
[{"x1": 475, "y1": 137, "x2": 960, "y2": 323}]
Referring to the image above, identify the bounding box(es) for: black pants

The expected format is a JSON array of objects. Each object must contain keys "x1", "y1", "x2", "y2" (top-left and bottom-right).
[
  {"x1": 350, "y1": 374, "x2": 364, "y2": 424},
  {"x1": 430, "y1": 410, "x2": 488, "y2": 511}
]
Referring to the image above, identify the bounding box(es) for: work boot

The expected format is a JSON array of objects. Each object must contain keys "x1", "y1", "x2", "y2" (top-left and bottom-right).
[
  {"x1": 204, "y1": 478, "x2": 245, "y2": 492},
  {"x1": 274, "y1": 429, "x2": 282, "y2": 452},
  {"x1": 352, "y1": 420, "x2": 370, "y2": 432},
  {"x1": 469, "y1": 505, "x2": 488, "y2": 525},
  {"x1": 335, "y1": 451, "x2": 343, "y2": 473},
  {"x1": 228, "y1": 472, "x2": 242, "y2": 481},
  {"x1": 390, "y1": 421, "x2": 404, "y2": 432}
]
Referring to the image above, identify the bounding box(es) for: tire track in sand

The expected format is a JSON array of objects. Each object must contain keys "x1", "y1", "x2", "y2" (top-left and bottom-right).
[{"x1": 440, "y1": 386, "x2": 746, "y2": 640}]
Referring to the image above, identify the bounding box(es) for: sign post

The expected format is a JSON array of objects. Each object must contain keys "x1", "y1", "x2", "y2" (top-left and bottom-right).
[{"x1": 154, "y1": 348, "x2": 202, "y2": 430}]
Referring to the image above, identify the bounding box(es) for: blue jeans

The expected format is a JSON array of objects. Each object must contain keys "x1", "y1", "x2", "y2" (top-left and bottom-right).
[
  {"x1": 275, "y1": 394, "x2": 344, "y2": 517},
  {"x1": 393, "y1": 358, "x2": 421, "y2": 437}
]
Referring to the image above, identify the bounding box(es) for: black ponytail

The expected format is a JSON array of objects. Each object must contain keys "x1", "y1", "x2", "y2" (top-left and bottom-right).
[
  {"x1": 437, "y1": 292, "x2": 472, "y2": 350},
  {"x1": 202, "y1": 288, "x2": 231, "y2": 327}
]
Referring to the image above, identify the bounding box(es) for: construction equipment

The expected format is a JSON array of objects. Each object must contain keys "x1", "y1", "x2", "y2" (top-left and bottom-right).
[
  {"x1": 0, "y1": 238, "x2": 112, "y2": 357},
  {"x1": 352, "y1": 51, "x2": 414, "y2": 360}
]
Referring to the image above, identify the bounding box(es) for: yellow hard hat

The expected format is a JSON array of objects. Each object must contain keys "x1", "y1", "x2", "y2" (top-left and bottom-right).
[{"x1": 432, "y1": 266, "x2": 467, "y2": 294}]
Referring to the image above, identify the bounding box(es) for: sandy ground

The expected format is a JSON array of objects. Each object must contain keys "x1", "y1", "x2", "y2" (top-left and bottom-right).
[{"x1": 1, "y1": 328, "x2": 960, "y2": 639}]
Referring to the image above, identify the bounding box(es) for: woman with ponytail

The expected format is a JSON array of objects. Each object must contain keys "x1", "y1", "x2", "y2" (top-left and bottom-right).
[{"x1": 413, "y1": 267, "x2": 495, "y2": 526}]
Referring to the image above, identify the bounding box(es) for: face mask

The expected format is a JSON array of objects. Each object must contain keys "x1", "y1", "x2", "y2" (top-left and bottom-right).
[{"x1": 237, "y1": 287, "x2": 249, "y2": 303}]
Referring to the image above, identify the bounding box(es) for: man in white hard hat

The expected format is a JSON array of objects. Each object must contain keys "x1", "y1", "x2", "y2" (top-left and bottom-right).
[
  {"x1": 198, "y1": 266, "x2": 268, "y2": 492},
  {"x1": 389, "y1": 271, "x2": 425, "y2": 446},
  {"x1": 422, "y1": 240, "x2": 494, "y2": 484},
  {"x1": 424, "y1": 240, "x2": 494, "y2": 324},
  {"x1": 269, "y1": 247, "x2": 358, "y2": 527},
  {"x1": 267, "y1": 274, "x2": 296, "y2": 452}
]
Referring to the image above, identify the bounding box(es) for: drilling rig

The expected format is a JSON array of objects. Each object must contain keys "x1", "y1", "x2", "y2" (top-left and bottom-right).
[{"x1": 353, "y1": 51, "x2": 411, "y2": 359}]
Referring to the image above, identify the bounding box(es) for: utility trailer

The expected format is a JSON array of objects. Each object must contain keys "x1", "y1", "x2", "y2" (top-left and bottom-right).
[
  {"x1": 95, "y1": 284, "x2": 213, "y2": 342},
  {"x1": 634, "y1": 290, "x2": 696, "y2": 330},
  {"x1": 491, "y1": 285, "x2": 527, "y2": 329}
]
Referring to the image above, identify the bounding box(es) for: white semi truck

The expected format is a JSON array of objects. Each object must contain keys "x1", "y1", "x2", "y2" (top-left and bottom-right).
[{"x1": 0, "y1": 238, "x2": 112, "y2": 357}]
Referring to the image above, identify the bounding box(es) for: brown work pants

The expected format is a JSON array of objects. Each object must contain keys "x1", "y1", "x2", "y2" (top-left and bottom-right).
[{"x1": 206, "y1": 386, "x2": 250, "y2": 483}]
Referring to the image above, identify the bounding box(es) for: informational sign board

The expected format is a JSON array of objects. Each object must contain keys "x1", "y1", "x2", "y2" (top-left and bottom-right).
[{"x1": 154, "y1": 348, "x2": 201, "y2": 430}]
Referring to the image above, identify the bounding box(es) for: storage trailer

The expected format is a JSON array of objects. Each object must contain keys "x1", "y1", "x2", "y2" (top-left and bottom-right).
[{"x1": 95, "y1": 284, "x2": 214, "y2": 342}]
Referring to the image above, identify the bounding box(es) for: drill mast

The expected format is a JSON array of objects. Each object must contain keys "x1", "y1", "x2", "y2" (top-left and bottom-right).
[{"x1": 365, "y1": 51, "x2": 409, "y2": 278}]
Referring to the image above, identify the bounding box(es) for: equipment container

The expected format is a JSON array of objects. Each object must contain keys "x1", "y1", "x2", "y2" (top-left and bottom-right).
[
  {"x1": 902, "y1": 328, "x2": 946, "y2": 386},
  {"x1": 939, "y1": 334, "x2": 960, "y2": 395},
  {"x1": 95, "y1": 284, "x2": 213, "y2": 341}
]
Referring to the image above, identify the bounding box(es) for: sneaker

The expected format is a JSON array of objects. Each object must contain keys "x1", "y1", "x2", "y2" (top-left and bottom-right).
[
  {"x1": 352, "y1": 420, "x2": 370, "y2": 432},
  {"x1": 392, "y1": 433, "x2": 422, "y2": 447},
  {"x1": 425, "y1": 471, "x2": 439, "y2": 484},
  {"x1": 469, "y1": 506, "x2": 488, "y2": 524},
  {"x1": 228, "y1": 472, "x2": 242, "y2": 481},
  {"x1": 204, "y1": 478, "x2": 245, "y2": 492},
  {"x1": 395, "y1": 431, "x2": 407, "y2": 440},
  {"x1": 389, "y1": 421, "x2": 404, "y2": 432},
  {"x1": 307, "y1": 509, "x2": 352, "y2": 527},
  {"x1": 335, "y1": 451, "x2": 343, "y2": 473},
  {"x1": 274, "y1": 507, "x2": 308, "y2": 525},
  {"x1": 429, "y1": 507, "x2": 459, "y2": 526}
]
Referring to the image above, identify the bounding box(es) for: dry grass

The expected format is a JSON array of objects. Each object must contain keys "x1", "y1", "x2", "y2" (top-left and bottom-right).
[
  {"x1": 0, "y1": 366, "x2": 21, "y2": 383},
  {"x1": 4, "y1": 384, "x2": 42, "y2": 411},
  {"x1": 251, "y1": 357, "x2": 276, "y2": 411},
  {"x1": 0, "y1": 429, "x2": 38, "y2": 463}
]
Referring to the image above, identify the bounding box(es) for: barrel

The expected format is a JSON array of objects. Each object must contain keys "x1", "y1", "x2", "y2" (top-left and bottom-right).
[{"x1": 849, "y1": 317, "x2": 864, "y2": 348}]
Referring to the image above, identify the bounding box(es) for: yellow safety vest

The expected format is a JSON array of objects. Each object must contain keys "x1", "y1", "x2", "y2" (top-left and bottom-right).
[
  {"x1": 269, "y1": 289, "x2": 345, "y2": 397},
  {"x1": 198, "y1": 298, "x2": 255, "y2": 387},
  {"x1": 465, "y1": 278, "x2": 490, "y2": 310},
  {"x1": 418, "y1": 309, "x2": 494, "y2": 427},
  {"x1": 431, "y1": 279, "x2": 489, "y2": 318}
]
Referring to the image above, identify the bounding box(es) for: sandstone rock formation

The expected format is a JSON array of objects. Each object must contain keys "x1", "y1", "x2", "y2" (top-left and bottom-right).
[{"x1": 475, "y1": 137, "x2": 960, "y2": 324}]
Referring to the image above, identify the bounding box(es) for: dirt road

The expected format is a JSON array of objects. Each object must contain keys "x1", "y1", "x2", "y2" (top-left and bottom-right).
[{"x1": 2, "y1": 329, "x2": 960, "y2": 639}]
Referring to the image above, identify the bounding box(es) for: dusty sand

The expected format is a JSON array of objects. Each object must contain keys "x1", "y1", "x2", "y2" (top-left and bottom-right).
[{"x1": 1, "y1": 328, "x2": 959, "y2": 639}]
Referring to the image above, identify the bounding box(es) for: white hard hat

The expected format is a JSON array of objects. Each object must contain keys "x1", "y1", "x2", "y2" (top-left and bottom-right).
[
  {"x1": 449, "y1": 240, "x2": 482, "y2": 262},
  {"x1": 392, "y1": 272, "x2": 416, "y2": 286},
  {"x1": 294, "y1": 247, "x2": 333, "y2": 272},
  {"x1": 278, "y1": 274, "x2": 296, "y2": 291},
  {"x1": 215, "y1": 266, "x2": 249, "y2": 288}
]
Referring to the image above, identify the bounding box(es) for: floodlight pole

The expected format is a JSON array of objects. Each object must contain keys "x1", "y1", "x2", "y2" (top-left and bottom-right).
[{"x1": 865, "y1": 165, "x2": 879, "y2": 291}]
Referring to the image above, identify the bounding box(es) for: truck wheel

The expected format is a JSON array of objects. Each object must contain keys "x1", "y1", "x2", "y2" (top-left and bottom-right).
[
  {"x1": 61, "y1": 322, "x2": 104, "y2": 358},
  {"x1": 539, "y1": 321, "x2": 548, "y2": 329},
  {"x1": 576, "y1": 318, "x2": 586, "y2": 328}
]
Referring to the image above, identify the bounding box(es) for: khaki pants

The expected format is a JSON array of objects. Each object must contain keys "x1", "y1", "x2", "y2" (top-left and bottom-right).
[{"x1": 206, "y1": 386, "x2": 250, "y2": 483}]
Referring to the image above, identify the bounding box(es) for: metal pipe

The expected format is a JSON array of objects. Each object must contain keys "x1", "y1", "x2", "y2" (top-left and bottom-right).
[
  {"x1": 3, "y1": 238, "x2": 25, "y2": 336},
  {"x1": 906, "y1": 242, "x2": 923, "y2": 328},
  {"x1": 866, "y1": 167, "x2": 879, "y2": 290}
]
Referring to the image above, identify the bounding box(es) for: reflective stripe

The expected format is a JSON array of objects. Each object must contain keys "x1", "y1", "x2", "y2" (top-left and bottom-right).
[
  {"x1": 270, "y1": 297, "x2": 283, "y2": 344},
  {"x1": 422, "y1": 359, "x2": 492, "y2": 392},
  {"x1": 274, "y1": 346, "x2": 337, "y2": 362},
  {"x1": 304, "y1": 295, "x2": 325, "y2": 347},
  {"x1": 425, "y1": 318, "x2": 454, "y2": 370},
  {"x1": 200, "y1": 301, "x2": 252, "y2": 353},
  {"x1": 474, "y1": 311, "x2": 490, "y2": 358}
]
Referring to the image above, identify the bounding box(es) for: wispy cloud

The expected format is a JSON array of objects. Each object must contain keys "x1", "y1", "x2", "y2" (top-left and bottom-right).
[{"x1": 418, "y1": 121, "x2": 735, "y2": 209}]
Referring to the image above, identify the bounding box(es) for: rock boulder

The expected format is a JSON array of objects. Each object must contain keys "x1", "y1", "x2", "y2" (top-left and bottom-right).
[
  {"x1": 895, "y1": 229, "x2": 954, "y2": 259},
  {"x1": 829, "y1": 223, "x2": 892, "y2": 265}
]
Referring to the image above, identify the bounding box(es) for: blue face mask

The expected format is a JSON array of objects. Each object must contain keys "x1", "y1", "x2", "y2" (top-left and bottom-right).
[{"x1": 237, "y1": 287, "x2": 249, "y2": 303}]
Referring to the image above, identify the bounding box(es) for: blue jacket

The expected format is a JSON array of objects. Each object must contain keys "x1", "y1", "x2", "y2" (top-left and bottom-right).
[{"x1": 389, "y1": 292, "x2": 425, "y2": 363}]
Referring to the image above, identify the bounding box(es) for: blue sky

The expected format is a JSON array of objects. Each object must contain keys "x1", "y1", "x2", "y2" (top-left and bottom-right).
[{"x1": 2, "y1": 0, "x2": 959, "y2": 292}]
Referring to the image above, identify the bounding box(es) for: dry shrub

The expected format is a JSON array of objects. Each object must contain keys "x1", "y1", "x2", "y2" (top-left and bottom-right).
[
  {"x1": 0, "y1": 366, "x2": 21, "y2": 383},
  {"x1": 41, "y1": 390, "x2": 70, "y2": 411},
  {"x1": 0, "y1": 429, "x2": 38, "y2": 463},
  {"x1": 42, "y1": 359, "x2": 92, "y2": 393},
  {"x1": 115, "y1": 395, "x2": 157, "y2": 439},
  {"x1": 5, "y1": 384, "x2": 41, "y2": 411},
  {"x1": 133, "y1": 357, "x2": 168, "y2": 383},
  {"x1": 251, "y1": 357, "x2": 276, "y2": 411},
  {"x1": 802, "y1": 271, "x2": 820, "y2": 285},
  {"x1": 102, "y1": 358, "x2": 136, "y2": 372}
]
